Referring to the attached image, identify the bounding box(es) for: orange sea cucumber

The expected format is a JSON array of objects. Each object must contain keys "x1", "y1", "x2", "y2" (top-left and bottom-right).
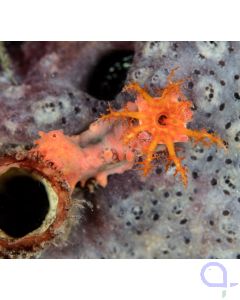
[
  {"x1": 0, "y1": 69, "x2": 226, "y2": 254},
  {"x1": 100, "y1": 69, "x2": 225, "y2": 186},
  {"x1": 29, "y1": 69, "x2": 225, "y2": 189}
]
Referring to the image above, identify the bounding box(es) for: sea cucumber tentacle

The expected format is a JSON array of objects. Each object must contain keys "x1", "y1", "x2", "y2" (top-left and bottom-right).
[
  {"x1": 142, "y1": 137, "x2": 159, "y2": 176},
  {"x1": 165, "y1": 137, "x2": 188, "y2": 187},
  {"x1": 184, "y1": 128, "x2": 226, "y2": 149}
]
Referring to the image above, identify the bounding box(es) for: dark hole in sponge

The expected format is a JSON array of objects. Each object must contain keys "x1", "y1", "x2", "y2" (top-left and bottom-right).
[
  {"x1": 0, "y1": 168, "x2": 49, "y2": 238},
  {"x1": 86, "y1": 49, "x2": 134, "y2": 100}
]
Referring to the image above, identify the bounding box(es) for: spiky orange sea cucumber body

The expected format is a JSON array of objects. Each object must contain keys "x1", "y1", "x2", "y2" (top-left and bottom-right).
[
  {"x1": 29, "y1": 69, "x2": 225, "y2": 190},
  {"x1": 0, "y1": 69, "x2": 226, "y2": 255},
  {"x1": 101, "y1": 69, "x2": 225, "y2": 186}
]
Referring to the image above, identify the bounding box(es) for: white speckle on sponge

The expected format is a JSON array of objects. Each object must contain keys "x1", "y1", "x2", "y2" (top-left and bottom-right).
[
  {"x1": 130, "y1": 67, "x2": 152, "y2": 84},
  {"x1": 143, "y1": 41, "x2": 170, "y2": 56},
  {"x1": 195, "y1": 76, "x2": 221, "y2": 110},
  {"x1": 32, "y1": 95, "x2": 71, "y2": 126},
  {"x1": 196, "y1": 42, "x2": 227, "y2": 60}
]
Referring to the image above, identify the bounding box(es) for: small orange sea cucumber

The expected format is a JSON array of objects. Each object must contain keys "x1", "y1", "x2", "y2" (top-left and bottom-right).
[
  {"x1": 0, "y1": 69, "x2": 226, "y2": 255},
  {"x1": 101, "y1": 69, "x2": 225, "y2": 186}
]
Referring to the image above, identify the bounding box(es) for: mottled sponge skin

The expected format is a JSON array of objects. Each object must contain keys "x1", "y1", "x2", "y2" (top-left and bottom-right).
[
  {"x1": 0, "y1": 42, "x2": 130, "y2": 145},
  {"x1": 41, "y1": 42, "x2": 240, "y2": 259},
  {"x1": 1, "y1": 42, "x2": 240, "y2": 258}
]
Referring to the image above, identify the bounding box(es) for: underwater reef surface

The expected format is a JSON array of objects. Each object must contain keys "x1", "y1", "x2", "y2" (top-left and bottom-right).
[{"x1": 0, "y1": 42, "x2": 240, "y2": 258}]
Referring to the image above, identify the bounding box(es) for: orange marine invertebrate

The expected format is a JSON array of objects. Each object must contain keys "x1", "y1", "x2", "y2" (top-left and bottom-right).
[
  {"x1": 0, "y1": 68, "x2": 225, "y2": 257},
  {"x1": 30, "y1": 123, "x2": 136, "y2": 190},
  {"x1": 101, "y1": 69, "x2": 225, "y2": 186}
]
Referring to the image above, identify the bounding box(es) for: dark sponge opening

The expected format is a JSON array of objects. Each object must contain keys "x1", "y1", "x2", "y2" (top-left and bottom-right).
[
  {"x1": 86, "y1": 49, "x2": 134, "y2": 100},
  {"x1": 0, "y1": 168, "x2": 49, "y2": 238}
]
